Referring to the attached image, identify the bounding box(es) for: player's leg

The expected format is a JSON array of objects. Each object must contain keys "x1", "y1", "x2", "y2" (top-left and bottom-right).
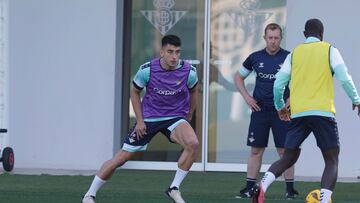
[
  {"x1": 247, "y1": 147, "x2": 265, "y2": 182},
  {"x1": 96, "y1": 150, "x2": 134, "y2": 180},
  {"x1": 240, "y1": 147, "x2": 265, "y2": 196},
  {"x1": 237, "y1": 111, "x2": 270, "y2": 199},
  {"x1": 267, "y1": 148, "x2": 301, "y2": 186},
  {"x1": 82, "y1": 150, "x2": 135, "y2": 203},
  {"x1": 319, "y1": 147, "x2": 339, "y2": 203},
  {"x1": 253, "y1": 117, "x2": 310, "y2": 203},
  {"x1": 310, "y1": 116, "x2": 339, "y2": 203},
  {"x1": 170, "y1": 120, "x2": 199, "y2": 183},
  {"x1": 276, "y1": 148, "x2": 298, "y2": 198},
  {"x1": 165, "y1": 119, "x2": 198, "y2": 203},
  {"x1": 272, "y1": 112, "x2": 298, "y2": 199},
  {"x1": 252, "y1": 148, "x2": 301, "y2": 203},
  {"x1": 82, "y1": 122, "x2": 157, "y2": 203}
]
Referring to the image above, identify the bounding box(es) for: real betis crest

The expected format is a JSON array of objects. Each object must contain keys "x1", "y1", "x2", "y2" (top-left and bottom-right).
[{"x1": 141, "y1": 0, "x2": 187, "y2": 35}]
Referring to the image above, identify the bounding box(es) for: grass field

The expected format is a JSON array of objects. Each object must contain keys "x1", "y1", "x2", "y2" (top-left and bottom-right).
[{"x1": 0, "y1": 170, "x2": 359, "y2": 203}]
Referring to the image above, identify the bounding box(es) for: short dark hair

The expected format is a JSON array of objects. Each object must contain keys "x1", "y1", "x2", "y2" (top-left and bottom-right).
[
  {"x1": 304, "y1": 18, "x2": 324, "y2": 36},
  {"x1": 264, "y1": 23, "x2": 283, "y2": 37},
  {"x1": 161, "y1": 35, "x2": 181, "y2": 47}
]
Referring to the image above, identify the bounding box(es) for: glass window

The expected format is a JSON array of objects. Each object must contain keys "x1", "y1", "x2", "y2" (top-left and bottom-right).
[{"x1": 208, "y1": 0, "x2": 287, "y2": 164}]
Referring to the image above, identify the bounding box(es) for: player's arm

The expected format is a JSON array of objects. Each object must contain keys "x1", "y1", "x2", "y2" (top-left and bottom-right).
[
  {"x1": 331, "y1": 47, "x2": 360, "y2": 116},
  {"x1": 131, "y1": 63, "x2": 150, "y2": 137},
  {"x1": 234, "y1": 66, "x2": 261, "y2": 111},
  {"x1": 188, "y1": 84, "x2": 198, "y2": 122},
  {"x1": 187, "y1": 66, "x2": 199, "y2": 122},
  {"x1": 274, "y1": 53, "x2": 292, "y2": 121},
  {"x1": 130, "y1": 86, "x2": 146, "y2": 137}
]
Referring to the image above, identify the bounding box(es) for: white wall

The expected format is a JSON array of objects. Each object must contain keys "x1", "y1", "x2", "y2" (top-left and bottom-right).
[
  {"x1": 286, "y1": 0, "x2": 360, "y2": 178},
  {"x1": 9, "y1": 0, "x2": 117, "y2": 169}
]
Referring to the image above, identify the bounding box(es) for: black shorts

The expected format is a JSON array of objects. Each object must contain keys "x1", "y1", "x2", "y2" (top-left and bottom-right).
[
  {"x1": 122, "y1": 117, "x2": 188, "y2": 152},
  {"x1": 284, "y1": 116, "x2": 339, "y2": 150},
  {"x1": 247, "y1": 109, "x2": 289, "y2": 148}
]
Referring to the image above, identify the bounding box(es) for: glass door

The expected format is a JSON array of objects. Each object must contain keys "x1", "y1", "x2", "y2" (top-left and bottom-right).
[
  {"x1": 122, "y1": 0, "x2": 205, "y2": 170},
  {"x1": 121, "y1": 0, "x2": 288, "y2": 172},
  {"x1": 206, "y1": 0, "x2": 287, "y2": 171}
]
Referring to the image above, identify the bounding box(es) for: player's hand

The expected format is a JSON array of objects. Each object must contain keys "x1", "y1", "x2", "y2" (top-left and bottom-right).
[
  {"x1": 278, "y1": 107, "x2": 291, "y2": 121},
  {"x1": 244, "y1": 95, "x2": 261, "y2": 112},
  {"x1": 134, "y1": 120, "x2": 147, "y2": 139},
  {"x1": 353, "y1": 103, "x2": 360, "y2": 117}
]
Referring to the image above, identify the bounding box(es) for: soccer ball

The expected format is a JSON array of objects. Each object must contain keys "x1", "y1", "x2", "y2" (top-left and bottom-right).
[{"x1": 306, "y1": 189, "x2": 332, "y2": 203}]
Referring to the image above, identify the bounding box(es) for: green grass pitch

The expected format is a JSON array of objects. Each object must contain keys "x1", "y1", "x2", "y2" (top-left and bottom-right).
[{"x1": 0, "y1": 170, "x2": 359, "y2": 202}]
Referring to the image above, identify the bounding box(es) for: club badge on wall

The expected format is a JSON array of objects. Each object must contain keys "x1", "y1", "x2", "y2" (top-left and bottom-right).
[{"x1": 141, "y1": 0, "x2": 187, "y2": 35}]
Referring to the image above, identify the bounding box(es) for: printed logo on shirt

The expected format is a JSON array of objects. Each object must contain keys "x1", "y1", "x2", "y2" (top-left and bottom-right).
[
  {"x1": 153, "y1": 87, "x2": 182, "y2": 96},
  {"x1": 257, "y1": 72, "x2": 276, "y2": 80},
  {"x1": 258, "y1": 62, "x2": 264, "y2": 68}
]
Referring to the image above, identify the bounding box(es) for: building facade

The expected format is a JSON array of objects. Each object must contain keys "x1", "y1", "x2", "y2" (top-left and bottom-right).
[{"x1": 6, "y1": 0, "x2": 360, "y2": 178}]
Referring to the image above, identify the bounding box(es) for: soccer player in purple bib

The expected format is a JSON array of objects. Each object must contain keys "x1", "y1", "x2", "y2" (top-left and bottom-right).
[
  {"x1": 82, "y1": 35, "x2": 199, "y2": 203},
  {"x1": 234, "y1": 23, "x2": 298, "y2": 199}
]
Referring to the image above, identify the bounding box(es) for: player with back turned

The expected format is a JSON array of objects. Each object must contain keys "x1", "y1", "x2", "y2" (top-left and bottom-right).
[{"x1": 252, "y1": 18, "x2": 360, "y2": 203}]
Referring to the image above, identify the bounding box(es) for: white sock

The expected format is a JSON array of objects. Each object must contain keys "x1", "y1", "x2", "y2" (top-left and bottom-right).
[
  {"x1": 85, "y1": 175, "x2": 106, "y2": 197},
  {"x1": 261, "y1": 172, "x2": 276, "y2": 192},
  {"x1": 170, "y1": 168, "x2": 189, "y2": 189},
  {"x1": 320, "y1": 188, "x2": 332, "y2": 203}
]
